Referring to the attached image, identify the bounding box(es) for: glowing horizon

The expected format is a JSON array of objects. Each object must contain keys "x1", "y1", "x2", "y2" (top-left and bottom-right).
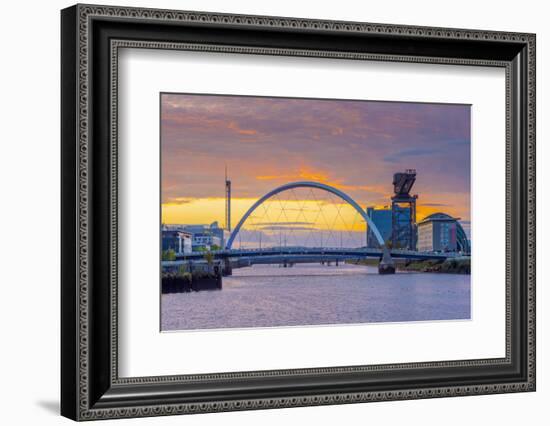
[{"x1": 162, "y1": 195, "x2": 469, "y2": 230}]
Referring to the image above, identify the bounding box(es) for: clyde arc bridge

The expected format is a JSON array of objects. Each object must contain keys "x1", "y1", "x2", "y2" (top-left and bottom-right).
[{"x1": 173, "y1": 181, "x2": 463, "y2": 275}]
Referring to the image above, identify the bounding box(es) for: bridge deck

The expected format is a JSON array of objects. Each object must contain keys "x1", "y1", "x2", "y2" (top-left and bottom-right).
[{"x1": 174, "y1": 247, "x2": 462, "y2": 262}]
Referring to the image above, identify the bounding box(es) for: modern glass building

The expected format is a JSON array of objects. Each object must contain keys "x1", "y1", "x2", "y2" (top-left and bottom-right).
[
  {"x1": 161, "y1": 229, "x2": 193, "y2": 254},
  {"x1": 366, "y1": 207, "x2": 392, "y2": 248},
  {"x1": 417, "y1": 213, "x2": 470, "y2": 253}
]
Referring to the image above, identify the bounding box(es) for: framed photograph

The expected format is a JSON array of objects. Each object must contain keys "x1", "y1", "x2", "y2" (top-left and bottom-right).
[{"x1": 61, "y1": 4, "x2": 536, "y2": 421}]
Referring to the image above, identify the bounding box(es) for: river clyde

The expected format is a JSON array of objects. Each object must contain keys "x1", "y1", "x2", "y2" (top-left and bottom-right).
[{"x1": 161, "y1": 263, "x2": 470, "y2": 331}]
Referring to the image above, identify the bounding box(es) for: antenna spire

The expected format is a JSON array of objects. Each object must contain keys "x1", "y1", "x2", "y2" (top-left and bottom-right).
[{"x1": 225, "y1": 165, "x2": 231, "y2": 232}]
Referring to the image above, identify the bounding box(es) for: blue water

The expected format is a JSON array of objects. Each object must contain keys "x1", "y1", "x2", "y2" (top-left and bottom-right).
[{"x1": 161, "y1": 263, "x2": 470, "y2": 331}]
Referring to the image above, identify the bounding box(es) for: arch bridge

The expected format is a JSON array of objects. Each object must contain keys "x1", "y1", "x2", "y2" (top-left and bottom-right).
[
  {"x1": 171, "y1": 182, "x2": 468, "y2": 274},
  {"x1": 225, "y1": 181, "x2": 395, "y2": 273}
]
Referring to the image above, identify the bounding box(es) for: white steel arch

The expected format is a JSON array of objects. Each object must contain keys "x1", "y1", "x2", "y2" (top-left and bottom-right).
[{"x1": 225, "y1": 181, "x2": 386, "y2": 250}]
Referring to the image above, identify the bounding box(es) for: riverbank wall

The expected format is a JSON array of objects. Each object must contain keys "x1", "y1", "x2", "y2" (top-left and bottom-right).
[
  {"x1": 347, "y1": 257, "x2": 470, "y2": 274},
  {"x1": 161, "y1": 266, "x2": 223, "y2": 293},
  {"x1": 398, "y1": 257, "x2": 470, "y2": 274}
]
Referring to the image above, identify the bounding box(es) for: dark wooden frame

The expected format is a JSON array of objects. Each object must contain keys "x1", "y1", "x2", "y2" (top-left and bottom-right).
[{"x1": 61, "y1": 4, "x2": 536, "y2": 421}]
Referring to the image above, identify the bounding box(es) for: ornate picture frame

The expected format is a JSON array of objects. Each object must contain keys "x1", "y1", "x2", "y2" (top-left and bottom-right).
[{"x1": 61, "y1": 4, "x2": 535, "y2": 420}]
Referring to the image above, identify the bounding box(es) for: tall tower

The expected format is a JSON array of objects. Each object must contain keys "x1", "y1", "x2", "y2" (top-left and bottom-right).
[
  {"x1": 391, "y1": 169, "x2": 418, "y2": 250},
  {"x1": 225, "y1": 165, "x2": 231, "y2": 232}
]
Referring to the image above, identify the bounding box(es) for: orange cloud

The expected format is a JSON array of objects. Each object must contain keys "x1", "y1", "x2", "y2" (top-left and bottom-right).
[
  {"x1": 256, "y1": 167, "x2": 329, "y2": 183},
  {"x1": 296, "y1": 167, "x2": 331, "y2": 182},
  {"x1": 256, "y1": 166, "x2": 390, "y2": 198},
  {"x1": 163, "y1": 197, "x2": 194, "y2": 206},
  {"x1": 228, "y1": 121, "x2": 258, "y2": 136}
]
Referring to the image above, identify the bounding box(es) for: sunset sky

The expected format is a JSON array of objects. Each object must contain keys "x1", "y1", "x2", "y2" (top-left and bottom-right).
[{"x1": 161, "y1": 93, "x2": 471, "y2": 240}]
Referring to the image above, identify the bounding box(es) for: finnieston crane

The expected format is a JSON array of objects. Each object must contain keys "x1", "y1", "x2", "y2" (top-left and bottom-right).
[
  {"x1": 393, "y1": 169, "x2": 417, "y2": 197},
  {"x1": 391, "y1": 169, "x2": 418, "y2": 250}
]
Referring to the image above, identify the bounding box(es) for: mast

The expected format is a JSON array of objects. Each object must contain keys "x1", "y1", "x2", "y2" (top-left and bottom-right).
[{"x1": 225, "y1": 165, "x2": 231, "y2": 232}]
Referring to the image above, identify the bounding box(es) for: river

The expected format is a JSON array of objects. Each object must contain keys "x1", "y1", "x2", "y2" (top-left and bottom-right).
[{"x1": 161, "y1": 263, "x2": 470, "y2": 331}]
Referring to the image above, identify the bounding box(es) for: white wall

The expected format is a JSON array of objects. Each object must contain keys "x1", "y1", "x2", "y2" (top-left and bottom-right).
[{"x1": 0, "y1": 0, "x2": 546, "y2": 424}]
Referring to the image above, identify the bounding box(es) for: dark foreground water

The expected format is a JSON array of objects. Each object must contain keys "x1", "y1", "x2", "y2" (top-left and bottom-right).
[{"x1": 161, "y1": 263, "x2": 470, "y2": 331}]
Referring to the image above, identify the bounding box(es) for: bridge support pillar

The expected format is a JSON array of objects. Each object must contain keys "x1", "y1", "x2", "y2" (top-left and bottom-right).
[
  {"x1": 378, "y1": 261, "x2": 395, "y2": 275},
  {"x1": 223, "y1": 259, "x2": 232, "y2": 276},
  {"x1": 378, "y1": 249, "x2": 396, "y2": 275}
]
